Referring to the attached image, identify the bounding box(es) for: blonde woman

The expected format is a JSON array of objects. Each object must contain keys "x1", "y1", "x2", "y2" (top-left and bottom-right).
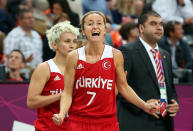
[{"x1": 27, "y1": 21, "x2": 79, "y2": 131}]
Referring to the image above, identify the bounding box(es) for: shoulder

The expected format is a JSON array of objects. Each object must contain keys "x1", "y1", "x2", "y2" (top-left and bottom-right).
[
  {"x1": 32, "y1": 62, "x2": 50, "y2": 77},
  {"x1": 158, "y1": 36, "x2": 168, "y2": 46},
  {"x1": 66, "y1": 49, "x2": 79, "y2": 68},
  {"x1": 159, "y1": 48, "x2": 170, "y2": 57},
  {"x1": 118, "y1": 41, "x2": 136, "y2": 51},
  {"x1": 5, "y1": 27, "x2": 23, "y2": 38},
  {"x1": 31, "y1": 30, "x2": 41, "y2": 38},
  {"x1": 113, "y1": 48, "x2": 124, "y2": 64},
  {"x1": 180, "y1": 39, "x2": 191, "y2": 48},
  {"x1": 113, "y1": 48, "x2": 123, "y2": 57}
]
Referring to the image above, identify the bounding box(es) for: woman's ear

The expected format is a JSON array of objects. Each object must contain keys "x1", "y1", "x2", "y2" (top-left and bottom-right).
[{"x1": 52, "y1": 42, "x2": 57, "y2": 50}]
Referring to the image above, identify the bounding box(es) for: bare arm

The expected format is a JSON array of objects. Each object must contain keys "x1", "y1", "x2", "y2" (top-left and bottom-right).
[
  {"x1": 114, "y1": 49, "x2": 158, "y2": 115},
  {"x1": 53, "y1": 50, "x2": 78, "y2": 124},
  {"x1": 27, "y1": 62, "x2": 61, "y2": 109}
]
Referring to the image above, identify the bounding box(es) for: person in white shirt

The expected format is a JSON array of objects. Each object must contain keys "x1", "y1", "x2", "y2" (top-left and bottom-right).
[
  {"x1": 152, "y1": 0, "x2": 193, "y2": 35},
  {"x1": 4, "y1": 8, "x2": 43, "y2": 68}
]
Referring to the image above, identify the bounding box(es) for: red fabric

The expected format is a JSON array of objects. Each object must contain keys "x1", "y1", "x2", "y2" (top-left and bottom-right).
[
  {"x1": 66, "y1": 116, "x2": 119, "y2": 131},
  {"x1": 69, "y1": 57, "x2": 117, "y2": 119},
  {"x1": 36, "y1": 65, "x2": 65, "y2": 130},
  {"x1": 8, "y1": 77, "x2": 24, "y2": 81}
]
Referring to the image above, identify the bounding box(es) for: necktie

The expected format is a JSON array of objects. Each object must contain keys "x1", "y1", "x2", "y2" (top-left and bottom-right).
[{"x1": 151, "y1": 49, "x2": 167, "y2": 118}]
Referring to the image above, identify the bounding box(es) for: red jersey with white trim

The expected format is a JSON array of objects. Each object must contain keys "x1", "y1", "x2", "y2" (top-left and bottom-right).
[
  {"x1": 35, "y1": 59, "x2": 65, "y2": 130},
  {"x1": 68, "y1": 45, "x2": 117, "y2": 121}
]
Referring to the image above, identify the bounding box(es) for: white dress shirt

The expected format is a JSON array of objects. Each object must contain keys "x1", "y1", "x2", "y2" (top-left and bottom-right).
[{"x1": 139, "y1": 37, "x2": 159, "y2": 77}]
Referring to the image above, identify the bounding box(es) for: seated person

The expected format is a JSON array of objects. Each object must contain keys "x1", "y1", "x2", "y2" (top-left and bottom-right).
[
  {"x1": 6, "y1": 49, "x2": 26, "y2": 81},
  {"x1": 119, "y1": 22, "x2": 139, "y2": 45},
  {"x1": 158, "y1": 21, "x2": 192, "y2": 69}
]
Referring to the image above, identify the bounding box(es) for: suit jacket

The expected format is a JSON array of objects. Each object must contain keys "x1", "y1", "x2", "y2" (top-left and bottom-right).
[
  {"x1": 117, "y1": 38, "x2": 178, "y2": 131},
  {"x1": 158, "y1": 36, "x2": 192, "y2": 69}
]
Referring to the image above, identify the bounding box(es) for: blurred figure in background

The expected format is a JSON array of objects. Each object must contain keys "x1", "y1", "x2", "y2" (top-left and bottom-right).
[
  {"x1": 83, "y1": 0, "x2": 113, "y2": 22},
  {"x1": 132, "y1": 0, "x2": 144, "y2": 24},
  {"x1": 67, "y1": 0, "x2": 83, "y2": 19},
  {"x1": 117, "y1": 0, "x2": 135, "y2": 24},
  {"x1": 6, "y1": 49, "x2": 26, "y2": 81},
  {"x1": 0, "y1": 0, "x2": 15, "y2": 34},
  {"x1": 0, "y1": 31, "x2": 5, "y2": 64},
  {"x1": 159, "y1": 21, "x2": 192, "y2": 69},
  {"x1": 51, "y1": 0, "x2": 79, "y2": 27},
  {"x1": 106, "y1": 0, "x2": 122, "y2": 24},
  {"x1": 153, "y1": 0, "x2": 193, "y2": 35},
  {"x1": 119, "y1": 22, "x2": 138, "y2": 45},
  {"x1": 4, "y1": 8, "x2": 43, "y2": 68}
]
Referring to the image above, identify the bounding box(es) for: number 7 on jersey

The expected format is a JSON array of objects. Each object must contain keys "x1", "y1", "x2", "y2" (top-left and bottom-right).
[{"x1": 87, "y1": 91, "x2": 96, "y2": 106}]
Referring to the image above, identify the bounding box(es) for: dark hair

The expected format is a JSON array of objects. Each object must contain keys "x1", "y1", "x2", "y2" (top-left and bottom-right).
[
  {"x1": 51, "y1": 0, "x2": 72, "y2": 15},
  {"x1": 164, "y1": 21, "x2": 181, "y2": 37},
  {"x1": 51, "y1": 0, "x2": 79, "y2": 27},
  {"x1": 119, "y1": 22, "x2": 137, "y2": 40},
  {"x1": 18, "y1": 8, "x2": 33, "y2": 19},
  {"x1": 53, "y1": 13, "x2": 69, "y2": 25},
  {"x1": 10, "y1": 49, "x2": 25, "y2": 62},
  {"x1": 138, "y1": 10, "x2": 161, "y2": 27}
]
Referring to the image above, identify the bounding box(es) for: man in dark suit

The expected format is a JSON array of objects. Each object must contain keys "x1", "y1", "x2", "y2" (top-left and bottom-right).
[
  {"x1": 158, "y1": 21, "x2": 192, "y2": 69},
  {"x1": 117, "y1": 11, "x2": 179, "y2": 131}
]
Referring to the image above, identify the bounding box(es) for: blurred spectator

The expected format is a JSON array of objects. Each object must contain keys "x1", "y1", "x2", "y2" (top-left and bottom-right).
[
  {"x1": 4, "y1": 8, "x2": 43, "y2": 68},
  {"x1": 132, "y1": 0, "x2": 144, "y2": 24},
  {"x1": 6, "y1": 0, "x2": 22, "y2": 21},
  {"x1": 117, "y1": 0, "x2": 135, "y2": 16},
  {"x1": 6, "y1": 49, "x2": 26, "y2": 81},
  {"x1": 53, "y1": 13, "x2": 69, "y2": 25},
  {"x1": 20, "y1": 0, "x2": 33, "y2": 10},
  {"x1": 32, "y1": 0, "x2": 52, "y2": 35},
  {"x1": 0, "y1": 31, "x2": 5, "y2": 64},
  {"x1": 158, "y1": 21, "x2": 192, "y2": 69},
  {"x1": 0, "y1": 0, "x2": 15, "y2": 34},
  {"x1": 119, "y1": 22, "x2": 138, "y2": 45},
  {"x1": 106, "y1": 0, "x2": 122, "y2": 24},
  {"x1": 105, "y1": 17, "x2": 113, "y2": 46},
  {"x1": 50, "y1": 0, "x2": 79, "y2": 27},
  {"x1": 83, "y1": 0, "x2": 112, "y2": 22},
  {"x1": 153, "y1": 0, "x2": 193, "y2": 35},
  {"x1": 19, "y1": 0, "x2": 49, "y2": 35},
  {"x1": 153, "y1": 0, "x2": 183, "y2": 23},
  {"x1": 67, "y1": 0, "x2": 83, "y2": 19},
  {"x1": 110, "y1": 25, "x2": 123, "y2": 48},
  {"x1": 117, "y1": 0, "x2": 137, "y2": 24}
]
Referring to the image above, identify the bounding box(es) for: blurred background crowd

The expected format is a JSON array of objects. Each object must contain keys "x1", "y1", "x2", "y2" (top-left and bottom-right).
[{"x1": 0, "y1": 0, "x2": 192, "y2": 84}]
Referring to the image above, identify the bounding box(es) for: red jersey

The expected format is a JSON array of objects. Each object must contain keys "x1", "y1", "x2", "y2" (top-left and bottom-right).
[
  {"x1": 35, "y1": 59, "x2": 66, "y2": 131},
  {"x1": 68, "y1": 45, "x2": 117, "y2": 122}
]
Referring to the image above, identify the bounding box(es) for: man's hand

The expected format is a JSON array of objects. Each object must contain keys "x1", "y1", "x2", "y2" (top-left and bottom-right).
[
  {"x1": 177, "y1": 0, "x2": 185, "y2": 6},
  {"x1": 167, "y1": 99, "x2": 179, "y2": 117},
  {"x1": 25, "y1": 54, "x2": 34, "y2": 63}
]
